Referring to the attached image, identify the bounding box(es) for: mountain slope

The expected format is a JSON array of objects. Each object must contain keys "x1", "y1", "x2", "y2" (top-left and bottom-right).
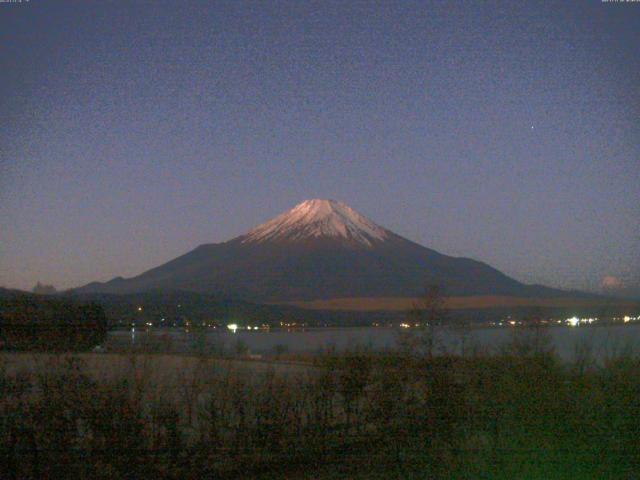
[{"x1": 74, "y1": 199, "x2": 568, "y2": 301}]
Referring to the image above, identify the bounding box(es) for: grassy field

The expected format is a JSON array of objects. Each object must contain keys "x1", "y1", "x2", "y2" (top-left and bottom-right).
[
  {"x1": 0, "y1": 352, "x2": 311, "y2": 380},
  {"x1": 274, "y1": 295, "x2": 639, "y2": 311}
]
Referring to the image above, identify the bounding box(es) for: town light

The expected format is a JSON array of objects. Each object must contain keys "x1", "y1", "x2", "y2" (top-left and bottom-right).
[{"x1": 567, "y1": 316, "x2": 579, "y2": 327}]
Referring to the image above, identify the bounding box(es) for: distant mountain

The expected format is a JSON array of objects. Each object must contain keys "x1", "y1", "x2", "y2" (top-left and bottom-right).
[
  {"x1": 75, "y1": 199, "x2": 573, "y2": 301},
  {"x1": 0, "y1": 287, "x2": 28, "y2": 299}
]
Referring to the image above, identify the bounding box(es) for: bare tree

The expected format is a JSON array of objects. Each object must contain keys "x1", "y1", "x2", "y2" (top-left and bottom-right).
[
  {"x1": 398, "y1": 284, "x2": 450, "y2": 358},
  {"x1": 505, "y1": 307, "x2": 554, "y2": 357}
]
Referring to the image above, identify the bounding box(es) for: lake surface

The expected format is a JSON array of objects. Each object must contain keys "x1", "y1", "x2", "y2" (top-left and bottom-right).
[{"x1": 107, "y1": 324, "x2": 640, "y2": 362}]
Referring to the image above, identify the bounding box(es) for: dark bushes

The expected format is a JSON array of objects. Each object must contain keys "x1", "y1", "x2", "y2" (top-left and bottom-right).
[
  {"x1": 1, "y1": 350, "x2": 639, "y2": 478},
  {"x1": 0, "y1": 294, "x2": 107, "y2": 351}
]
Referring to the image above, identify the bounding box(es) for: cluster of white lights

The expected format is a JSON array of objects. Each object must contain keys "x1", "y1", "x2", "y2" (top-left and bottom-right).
[
  {"x1": 481, "y1": 314, "x2": 640, "y2": 329},
  {"x1": 566, "y1": 317, "x2": 598, "y2": 327},
  {"x1": 566, "y1": 317, "x2": 580, "y2": 327},
  {"x1": 227, "y1": 324, "x2": 261, "y2": 333},
  {"x1": 489, "y1": 315, "x2": 640, "y2": 328}
]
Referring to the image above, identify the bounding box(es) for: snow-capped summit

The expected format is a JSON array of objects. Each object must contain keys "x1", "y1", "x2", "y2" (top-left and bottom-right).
[
  {"x1": 75, "y1": 198, "x2": 569, "y2": 302},
  {"x1": 242, "y1": 199, "x2": 390, "y2": 246}
]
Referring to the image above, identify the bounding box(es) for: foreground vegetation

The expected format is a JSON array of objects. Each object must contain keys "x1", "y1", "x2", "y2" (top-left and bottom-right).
[
  {"x1": 2, "y1": 288, "x2": 638, "y2": 477},
  {"x1": 1, "y1": 344, "x2": 639, "y2": 479}
]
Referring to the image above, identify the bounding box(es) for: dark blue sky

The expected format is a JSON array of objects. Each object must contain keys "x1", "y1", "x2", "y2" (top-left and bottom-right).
[{"x1": 1, "y1": 0, "x2": 638, "y2": 295}]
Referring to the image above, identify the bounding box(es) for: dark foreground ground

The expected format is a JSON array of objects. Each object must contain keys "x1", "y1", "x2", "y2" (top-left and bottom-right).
[{"x1": 1, "y1": 344, "x2": 639, "y2": 479}]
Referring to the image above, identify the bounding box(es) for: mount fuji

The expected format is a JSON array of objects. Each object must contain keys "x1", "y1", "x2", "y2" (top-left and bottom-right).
[{"x1": 75, "y1": 199, "x2": 566, "y2": 302}]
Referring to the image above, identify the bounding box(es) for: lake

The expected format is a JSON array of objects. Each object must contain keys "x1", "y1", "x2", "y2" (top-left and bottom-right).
[{"x1": 107, "y1": 324, "x2": 640, "y2": 362}]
